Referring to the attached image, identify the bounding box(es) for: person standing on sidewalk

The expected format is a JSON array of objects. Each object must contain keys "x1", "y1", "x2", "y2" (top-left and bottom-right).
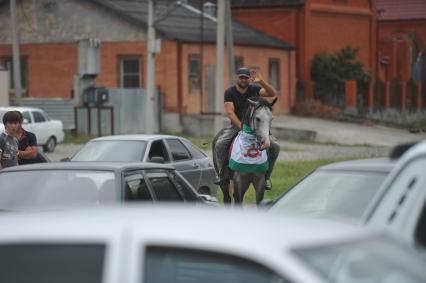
[
  {"x1": 0, "y1": 111, "x2": 20, "y2": 169},
  {"x1": 213, "y1": 67, "x2": 280, "y2": 190},
  {"x1": 15, "y1": 111, "x2": 40, "y2": 165}
]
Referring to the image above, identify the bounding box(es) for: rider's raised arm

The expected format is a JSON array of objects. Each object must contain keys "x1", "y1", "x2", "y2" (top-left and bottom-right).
[
  {"x1": 251, "y1": 70, "x2": 277, "y2": 97},
  {"x1": 224, "y1": 102, "x2": 242, "y2": 129}
]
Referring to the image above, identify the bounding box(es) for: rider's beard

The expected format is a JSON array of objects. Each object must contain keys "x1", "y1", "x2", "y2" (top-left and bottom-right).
[{"x1": 237, "y1": 81, "x2": 249, "y2": 89}]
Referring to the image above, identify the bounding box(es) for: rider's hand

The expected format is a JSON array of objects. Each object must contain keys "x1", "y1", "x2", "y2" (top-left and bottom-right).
[{"x1": 251, "y1": 69, "x2": 263, "y2": 83}]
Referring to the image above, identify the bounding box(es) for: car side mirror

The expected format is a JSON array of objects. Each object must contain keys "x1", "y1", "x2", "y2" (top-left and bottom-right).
[
  {"x1": 258, "y1": 199, "x2": 274, "y2": 208},
  {"x1": 150, "y1": 156, "x2": 165, "y2": 163},
  {"x1": 23, "y1": 118, "x2": 29, "y2": 124},
  {"x1": 60, "y1": 157, "x2": 70, "y2": 162}
]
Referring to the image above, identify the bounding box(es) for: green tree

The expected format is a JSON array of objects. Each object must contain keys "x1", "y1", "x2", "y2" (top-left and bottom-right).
[{"x1": 311, "y1": 47, "x2": 372, "y2": 107}]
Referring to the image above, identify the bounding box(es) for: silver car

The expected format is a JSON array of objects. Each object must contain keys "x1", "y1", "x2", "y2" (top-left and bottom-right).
[
  {"x1": 68, "y1": 135, "x2": 217, "y2": 196},
  {"x1": 0, "y1": 205, "x2": 424, "y2": 283}
]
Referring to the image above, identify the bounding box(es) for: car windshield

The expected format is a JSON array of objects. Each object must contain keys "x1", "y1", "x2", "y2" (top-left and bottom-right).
[
  {"x1": 0, "y1": 170, "x2": 117, "y2": 210},
  {"x1": 293, "y1": 235, "x2": 426, "y2": 283},
  {"x1": 270, "y1": 170, "x2": 387, "y2": 220},
  {"x1": 71, "y1": 140, "x2": 147, "y2": 162}
]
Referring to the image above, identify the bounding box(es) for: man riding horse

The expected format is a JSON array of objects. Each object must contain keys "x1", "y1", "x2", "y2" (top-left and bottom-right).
[{"x1": 213, "y1": 67, "x2": 280, "y2": 190}]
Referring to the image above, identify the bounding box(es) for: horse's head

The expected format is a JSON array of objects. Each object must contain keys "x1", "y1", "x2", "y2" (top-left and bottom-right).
[{"x1": 246, "y1": 97, "x2": 277, "y2": 149}]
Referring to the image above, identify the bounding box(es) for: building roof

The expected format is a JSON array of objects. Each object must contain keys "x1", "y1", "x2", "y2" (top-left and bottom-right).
[
  {"x1": 90, "y1": 0, "x2": 293, "y2": 49},
  {"x1": 229, "y1": 0, "x2": 305, "y2": 8},
  {"x1": 374, "y1": 0, "x2": 426, "y2": 21}
]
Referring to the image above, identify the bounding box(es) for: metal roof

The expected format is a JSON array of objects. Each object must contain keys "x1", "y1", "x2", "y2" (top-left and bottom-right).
[
  {"x1": 89, "y1": 0, "x2": 293, "y2": 49},
  {"x1": 229, "y1": 0, "x2": 305, "y2": 8}
]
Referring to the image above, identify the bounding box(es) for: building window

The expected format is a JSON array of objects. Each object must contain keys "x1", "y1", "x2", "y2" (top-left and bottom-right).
[
  {"x1": 120, "y1": 57, "x2": 141, "y2": 88},
  {"x1": 234, "y1": 56, "x2": 244, "y2": 72},
  {"x1": 188, "y1": 54, "x2": 200, "y2": 92},
  {"x1": 3, "y1": 57, "x2": 28, "y2": 94},
  {"x1": 268, "y1": 59, "x2": 280, "y2": 91}
]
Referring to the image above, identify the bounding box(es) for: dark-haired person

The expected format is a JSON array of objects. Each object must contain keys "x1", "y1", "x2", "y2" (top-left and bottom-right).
[
  {"x1": 213, "y1": 67, "x2": 280, "y2": 190},
  {"x1": 14, "y1": 111, "x2": 39, "y2": 165},
  {"x1": 0, "y1": 111, "x2": 20, "y2": 169}
]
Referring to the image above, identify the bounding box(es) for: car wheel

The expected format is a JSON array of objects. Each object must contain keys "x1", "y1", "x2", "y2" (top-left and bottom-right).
[
  {"x1": 43, "y1": 137, "x2": 57, "y2": 152},
  {"x1": 198, "y1": 187, "x2": 210, "y2": 195}
]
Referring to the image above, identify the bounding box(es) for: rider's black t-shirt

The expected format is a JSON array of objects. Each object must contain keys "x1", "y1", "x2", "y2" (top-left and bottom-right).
[{"x1": 224, "y1": 84, "x2": 261, "y2": 122}]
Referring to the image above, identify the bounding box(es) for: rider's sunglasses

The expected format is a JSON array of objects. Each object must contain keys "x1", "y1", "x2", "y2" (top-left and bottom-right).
[{"x1": 238, "y1": 76, "x2": 250, "y2": 80}]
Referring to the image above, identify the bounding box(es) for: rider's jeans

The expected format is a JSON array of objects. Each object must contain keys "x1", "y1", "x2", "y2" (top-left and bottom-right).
[{"x1": 214, "y1": 126, "x2": 280, "y2": 181}]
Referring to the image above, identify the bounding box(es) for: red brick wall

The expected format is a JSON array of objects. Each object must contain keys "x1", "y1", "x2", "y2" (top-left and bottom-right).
[
  {"x1": 0, "y1": 41, "x2": 295, "y2": 114},
  {"x1": 378, "y1": 20, "x2": 426, "y2": 51},
  {"x1": 0, "y1": 43, "x2": 77, "y2": 99}
]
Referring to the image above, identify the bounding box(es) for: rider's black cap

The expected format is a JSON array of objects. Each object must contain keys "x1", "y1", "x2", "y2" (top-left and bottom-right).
[{"x1": 236, "y1": 67, "x2": 251, "y2": 78}]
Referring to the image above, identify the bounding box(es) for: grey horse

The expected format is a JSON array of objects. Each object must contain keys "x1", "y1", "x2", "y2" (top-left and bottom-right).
[{"x1": 213, "y1": 96, "x2": 277, "y2": 205}]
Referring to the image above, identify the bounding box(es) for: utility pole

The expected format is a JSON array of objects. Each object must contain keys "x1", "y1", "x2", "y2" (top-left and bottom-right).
[
  {"x1": 145, "y1": 0, "x2": 156, "y2": 134},
  {"x1": 225, "y1": 0, "x2": 235, "y2": 84},
  {"x1": 10, "y1": 0, "x2": 22, "y2": 105},
  {"x1": 214, "y1": 0, "x2": 225, "y2": 135}
]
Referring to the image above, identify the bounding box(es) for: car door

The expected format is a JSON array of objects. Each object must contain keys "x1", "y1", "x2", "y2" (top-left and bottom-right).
[
  {"x1": 123, "y1": 172, "x2": 154, "y2": 202},
  {"x1": 367, "y1": 155, "x2": 426, "y2": 258},
  {"x1": 143, "y1": 169, "x2": 184, "y2": 202},
  {"x1": 30, "y1": 110, "x2": 50, "y2": 144},
  {"x1": 165, "y1": 138, "x2": 201, "y2": 190}
]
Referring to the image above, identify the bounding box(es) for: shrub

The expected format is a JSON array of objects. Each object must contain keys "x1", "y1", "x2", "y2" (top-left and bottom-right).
[{"x1": 311, "y1": 46, "x2": 372, "y2": 108}]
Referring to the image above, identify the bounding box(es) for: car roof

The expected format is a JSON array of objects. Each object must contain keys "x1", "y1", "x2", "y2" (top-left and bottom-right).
[
  {"x1": 88, "y1": 134, "x2": 188, "y2": 142},
  {"x1": 0, "y1": 161, "x2": 175, "y2": 172},
  {"x1": 317, "y1": 158, "x2": 396, "y2": 173},
  {"x1": 0, "y1": 205, "x2": 370, "y2": 248},
  {"x1": 0, "y1": 106, "x2": 44, "y2": 112}
]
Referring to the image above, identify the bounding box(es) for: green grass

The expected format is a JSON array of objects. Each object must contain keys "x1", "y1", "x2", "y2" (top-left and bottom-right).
[
  {"x1": 63, "y1": 130, "x2": 95, "y2": 144},
  {"x1": 216, "y1": 158, "x2": 351, "y2": 204}
]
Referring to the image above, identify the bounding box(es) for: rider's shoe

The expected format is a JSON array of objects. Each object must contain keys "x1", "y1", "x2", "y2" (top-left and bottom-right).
[
  {"x1": 214, "y1": 178, "x2": 230, "y2": 186},
  {"x1": 264, "y1": 179, "x2": 272, "y2": 191}
]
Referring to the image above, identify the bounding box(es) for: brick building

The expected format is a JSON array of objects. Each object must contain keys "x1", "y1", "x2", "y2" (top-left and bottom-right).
[
  {"x1": 0, "y1": 0, "x2": 296, "y2": 121},
  {"x1": 375, "y1": 0, "x2": 426, "y2": 106},
  {"x1": 229, "y1": 0, "x2": 377, "y2": 100}
]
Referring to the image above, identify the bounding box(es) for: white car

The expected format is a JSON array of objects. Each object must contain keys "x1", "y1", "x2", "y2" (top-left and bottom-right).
[
  {"x1": 0, "y1": 205, "x2": 424, "y2": 283},
  {"x1": 0, "y1": 106, "x2": 64, "y2": 152},
  {"x1": 361, "y1": 140, "x2": 426, "y2": 258}
]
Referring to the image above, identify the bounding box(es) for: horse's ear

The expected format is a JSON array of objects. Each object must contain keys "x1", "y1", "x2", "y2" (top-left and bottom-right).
[
  {"x1": 270, "y1": 98, "x2": 278, "y2": 108},
  {"x1": 248, "y1": 98, "x2": 260, "y2": 107}
]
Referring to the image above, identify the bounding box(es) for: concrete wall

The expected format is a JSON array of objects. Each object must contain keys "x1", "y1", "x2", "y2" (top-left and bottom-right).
[{"x1": 0, "y1": 70, "x2": 9, "y2": 106}]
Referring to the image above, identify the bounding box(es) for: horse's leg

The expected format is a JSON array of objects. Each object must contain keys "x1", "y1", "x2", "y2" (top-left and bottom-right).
[
  {"x1": 233, "y1": 173, "x2": 251, "y2": 204},
  {"x1": 220, "y1": 183, "x2": 232, "y2": 205},
  {"x1": 253, "y1": 173, "x2": 266, "y2": 205}
]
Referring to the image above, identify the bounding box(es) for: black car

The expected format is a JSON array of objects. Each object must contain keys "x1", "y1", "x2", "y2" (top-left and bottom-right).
[{"x1": 0, "y1": 162, "x2": 216, "y2": 211}]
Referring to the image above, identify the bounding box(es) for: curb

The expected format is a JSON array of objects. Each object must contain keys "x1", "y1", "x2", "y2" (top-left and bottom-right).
[{"x1": 271, "y1": 126, "x2": 317, "y2": 141}]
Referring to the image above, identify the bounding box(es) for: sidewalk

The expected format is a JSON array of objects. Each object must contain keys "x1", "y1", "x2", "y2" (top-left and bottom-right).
[{"x1": 271, "y1": 115, "x2": 426, "y2": 147}]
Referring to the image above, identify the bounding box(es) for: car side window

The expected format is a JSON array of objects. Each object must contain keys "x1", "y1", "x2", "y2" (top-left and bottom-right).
[
  {"x1": 148, "y1": 140, "x2": 169, "y2": 162},
  {"x1": 168, "y1": 171, "x2": 199, "y2": 201},
  {"x1": 22, "y1": 111, "x2": 32, "y2": 124},
  {"x1": 125, "y1": 174, "x2": 152, "y2": 201},
  {"x1": 32, "y1": 111, "x2": 46, "y2": 123},
  {"x1": 165, "y1": 139, "x2": 191, "y2": 161},
  {"x1": 145, "y1": 170, "x2": 183, "y2": 201},
  {"x1": 144, "y1": 246, "x2": 292, "y2": 283},
  {"x1": 0, "y1": 243, "x2": 105, "y2": 283},
  {"x1": 181, "y1": 139, "x2": 207, "y2": 159}
]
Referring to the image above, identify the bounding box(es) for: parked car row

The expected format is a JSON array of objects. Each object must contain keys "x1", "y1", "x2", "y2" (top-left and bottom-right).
[{"x1": 0, "y1": 106, "x2": 64, "y2": 152}]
